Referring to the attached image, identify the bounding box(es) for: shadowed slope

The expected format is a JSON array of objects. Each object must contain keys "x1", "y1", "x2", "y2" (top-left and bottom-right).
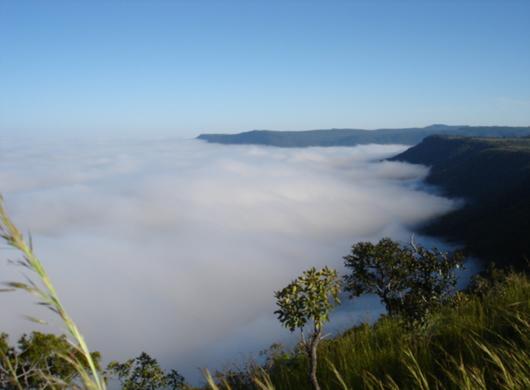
[{"x1": 391, "y1": 136, "x2": 530, "y2": 268}]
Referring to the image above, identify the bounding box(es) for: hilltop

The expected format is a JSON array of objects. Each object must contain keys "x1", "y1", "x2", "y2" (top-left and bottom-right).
[
  {"x1": 197, "y1": 125, "x2": 530, "y2": 147},
  {"x1": 391, "y1": 135, "x2": 530, "y2": 268}
]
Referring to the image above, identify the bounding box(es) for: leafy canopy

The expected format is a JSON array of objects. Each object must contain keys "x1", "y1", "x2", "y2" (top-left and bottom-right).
[
  {"x1": 274, "y1": 266, "x2": 341, "y2": 332},
  {"x1": 343, "y1": 238, "x2": 463, "y2": 323},
  {"x1": 107, "y1": 352, "x2": 185, "y2": 390},
  {"x1": 0, "y1": 332, "x2": 101, "y2": 389}
]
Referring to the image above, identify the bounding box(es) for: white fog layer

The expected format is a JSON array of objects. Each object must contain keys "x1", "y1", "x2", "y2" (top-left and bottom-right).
[{"x1": 0, "y1": 138, "x2": 456, "y2": 380}]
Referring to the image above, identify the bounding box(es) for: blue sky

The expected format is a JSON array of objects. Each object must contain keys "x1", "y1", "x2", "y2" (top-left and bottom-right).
[{"x1": 1, "y1": 0, "x2": 529, "y2": 137}]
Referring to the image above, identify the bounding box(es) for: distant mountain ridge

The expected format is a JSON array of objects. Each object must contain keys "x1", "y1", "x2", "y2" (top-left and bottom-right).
[
  {"x1": 197, "y1": 125, "x2": 530, "y2": 147},
  {"x1": 391, "y1": 135, "x2": 530, "y2": 268}
]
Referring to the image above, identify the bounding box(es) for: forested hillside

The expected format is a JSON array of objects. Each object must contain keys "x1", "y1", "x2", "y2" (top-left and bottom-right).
[
  {"x1": 197, "y1": 125, "x2": 530, "y2": 147},
  {"x1": 391, "y1": 135, "x2": 530, "y2": 268}
]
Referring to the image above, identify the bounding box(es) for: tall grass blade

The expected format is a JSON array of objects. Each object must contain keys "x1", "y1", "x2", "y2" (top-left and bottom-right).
[{"x1": 0, "y1": 195, "x2": 105, "y2": 390}]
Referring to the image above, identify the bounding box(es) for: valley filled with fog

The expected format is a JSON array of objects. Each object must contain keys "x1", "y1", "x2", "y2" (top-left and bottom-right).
[{"x1": 0, "y1": 137, "x2": 457, "y2": 380}]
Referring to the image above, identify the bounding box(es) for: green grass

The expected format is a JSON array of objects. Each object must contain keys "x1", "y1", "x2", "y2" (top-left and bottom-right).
[{"x1": 207, "y1": 272, "x2": 530, "y2": 389}]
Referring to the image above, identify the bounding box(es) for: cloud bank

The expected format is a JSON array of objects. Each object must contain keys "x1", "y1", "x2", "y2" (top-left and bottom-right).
[{"x1": 0, "y1": 137, "x2": 455, "y2": 381}]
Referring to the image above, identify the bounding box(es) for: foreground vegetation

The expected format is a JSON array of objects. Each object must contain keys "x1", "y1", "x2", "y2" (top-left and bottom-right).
[
  {"x1": 209, "y1": 269, "x2": 529, "y2": 389},
  {"x1": 1, "y1": 196, "x2": 529, "y2": 389}
]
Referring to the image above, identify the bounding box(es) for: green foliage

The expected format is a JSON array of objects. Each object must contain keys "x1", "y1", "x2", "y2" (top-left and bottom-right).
[
  {"x1": 343, "y1": 238, "x2": 463, "y2": 324},
  {"x1": 274, "y1": 267, "x2": 341, "y2": 390},
  {"x1": 210, "y1": 270, "x2": 530, "y2": 390},
  {"x1": 107, "y1": 352, "x2": 185, "y2": 390},
  {"x1": 0, "y1": 332, "x2": 101, "y2": 389},
  {"x1": 343, "y1": 239, "x2": 411, "y2": 316},
  {"x1": 0, "y1": 196, "x2": 105, "y2": 390},
  {"x1": 274, "y1": 267, "x2": 341, "y2": 333}
]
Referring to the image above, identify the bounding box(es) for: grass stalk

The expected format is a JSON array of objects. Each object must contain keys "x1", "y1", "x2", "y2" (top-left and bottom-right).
[{"x1": 0, "y1": 195, "x2": 105, "y2": 390}]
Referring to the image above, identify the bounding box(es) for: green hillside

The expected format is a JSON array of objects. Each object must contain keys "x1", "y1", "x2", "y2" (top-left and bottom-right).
[
  {"x1": 197, "y1": 125, "x2": 530, "y2": 147},
  {"x1": 212, "y1": 271, "x2": 530, "y2": 390},
  {"x1": 391, "y1": 136, "x2": 530, "y2": 268}
]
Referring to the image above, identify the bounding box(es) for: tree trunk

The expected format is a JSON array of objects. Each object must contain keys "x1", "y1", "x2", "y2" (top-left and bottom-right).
[
  {"x1": 382, "y1": 293, "x2": 394, "y2": 316},
  {"x1": 308, "y1": 328, "x2": 321, "y2": 390}
]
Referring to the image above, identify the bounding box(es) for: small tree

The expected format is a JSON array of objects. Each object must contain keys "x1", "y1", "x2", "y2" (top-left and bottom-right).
[
  {"x1": 401, "y1": 244, "x2": 464, "y2": 322},
  {"x1": 106, "y1": 352, "x2": 185, "y2": 390},
  {"x1": 274, "y1": 266, "x2": 341, "y2": 390},
  {"x1": 343, "y1": 238, "x2": 463, "y2": 325},
  {"x1": 343, "y1": 238, "x2": 413, "y2": 316}
]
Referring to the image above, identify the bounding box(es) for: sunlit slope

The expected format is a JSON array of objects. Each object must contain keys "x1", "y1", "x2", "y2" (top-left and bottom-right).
[{"x1": 260, "y1": 272, "x2": 530, "y2": 390}]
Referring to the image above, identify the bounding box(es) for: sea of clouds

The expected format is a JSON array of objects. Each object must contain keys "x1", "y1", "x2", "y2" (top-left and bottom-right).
[{"x1": 0, "y1": 136, "x2": 457, "y2": 381}]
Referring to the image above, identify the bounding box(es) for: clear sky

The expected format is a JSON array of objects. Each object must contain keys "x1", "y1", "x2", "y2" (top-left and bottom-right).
[{"x1": 1, "y1": 0, "x2": 529, "y2": 137}]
